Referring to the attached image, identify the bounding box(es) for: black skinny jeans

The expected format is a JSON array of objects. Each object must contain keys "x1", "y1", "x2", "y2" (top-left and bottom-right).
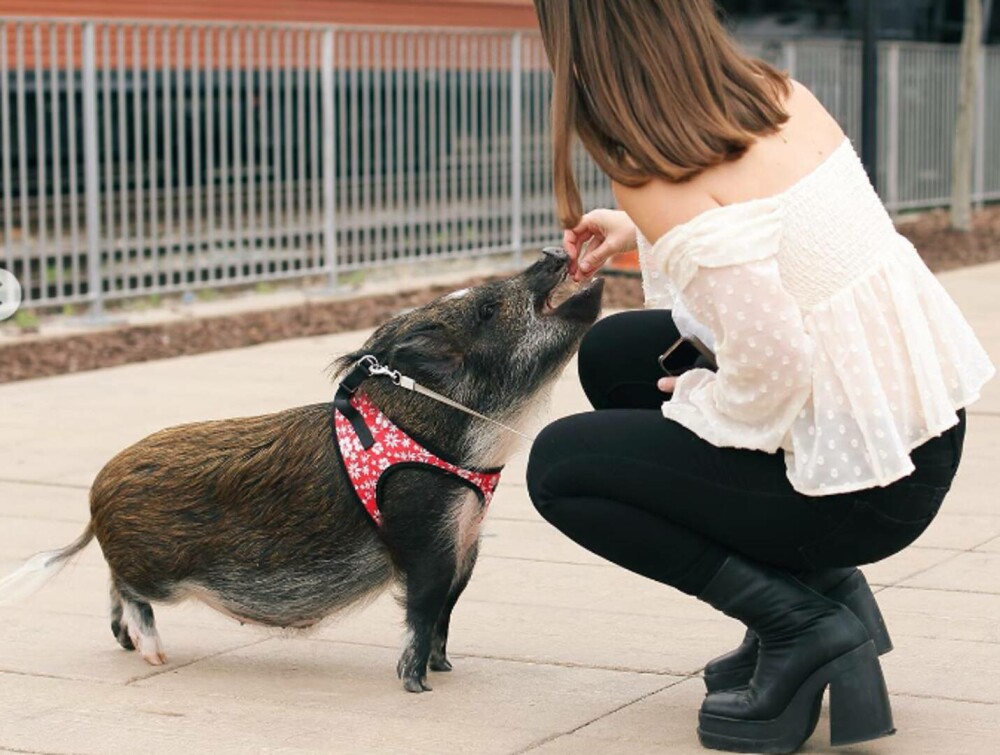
[{"x1": 527, "y1": 310, "x2": 966, "y2": 596}]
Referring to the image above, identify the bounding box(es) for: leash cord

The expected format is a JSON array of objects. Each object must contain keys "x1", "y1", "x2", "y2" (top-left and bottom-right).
[{"x1": 346, "y1": 355, "x2": 536, "y2": 443}]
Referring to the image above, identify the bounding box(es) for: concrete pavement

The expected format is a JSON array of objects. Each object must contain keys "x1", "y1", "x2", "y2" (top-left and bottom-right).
[{"x1": 1, "y1": 263, "x2": 999, "y2": 754}]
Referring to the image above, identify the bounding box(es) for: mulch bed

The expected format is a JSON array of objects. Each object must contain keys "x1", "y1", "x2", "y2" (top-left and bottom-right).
[
  {"x1": 2, "y1": 205, "x2": 998, "y2": 384},
  {"x1": 0, "y1": 274, "x2": 647, "y2": 384},
  {"x1": 896, "y1": 205, "x2": 1000, "y2": 272}
]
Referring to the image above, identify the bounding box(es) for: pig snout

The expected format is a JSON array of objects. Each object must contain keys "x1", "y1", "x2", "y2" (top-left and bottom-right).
[
  {"x1": 526, "y1": 246, "x2": 571, "y2": 296},
  {"x1": 542, "y1": 246, "x2": 569, "y2": 264}
]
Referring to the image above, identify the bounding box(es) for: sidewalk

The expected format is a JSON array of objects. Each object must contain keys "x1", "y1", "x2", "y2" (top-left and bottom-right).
[{"x1": 1, "y1": 263, "x2": 998, "y2": 754}]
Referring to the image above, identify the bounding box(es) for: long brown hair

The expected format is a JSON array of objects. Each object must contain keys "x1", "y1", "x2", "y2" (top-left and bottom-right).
[{"x1": 533, "y1": 0, "x2": 792, "y2": 227}]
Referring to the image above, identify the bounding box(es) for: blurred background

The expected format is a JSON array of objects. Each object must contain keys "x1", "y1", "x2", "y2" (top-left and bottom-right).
[{"x1": 0, "y1": 0, "x2": 996, "y2": 335}]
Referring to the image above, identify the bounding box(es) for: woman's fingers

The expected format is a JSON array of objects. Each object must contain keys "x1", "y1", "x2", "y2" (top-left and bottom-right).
[
  {"x1": 577, "y1": 236, "x2": 614, "y2": 277},
  {"x1": 564, "y1": 209, "x2": 635, "y2": 281},
  {"x1": 658, "y1": 377, "x2": 677, "y2": 393},
  {"x1": 563, "y1": 228, "x2": 593, "y2": 274}
]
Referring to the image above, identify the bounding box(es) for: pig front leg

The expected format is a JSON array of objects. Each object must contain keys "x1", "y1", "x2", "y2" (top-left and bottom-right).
[
  {"x1": 396, "y1": 548, "x2": 457, "y2": 692},
  {"x1": 429, "y1": 542, "x2": 479, "y2": 673}
]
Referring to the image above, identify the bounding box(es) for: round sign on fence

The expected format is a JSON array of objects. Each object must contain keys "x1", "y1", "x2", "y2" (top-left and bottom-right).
[{"x1": 0, "y1": 269, "x2": 23, "y2": 321}]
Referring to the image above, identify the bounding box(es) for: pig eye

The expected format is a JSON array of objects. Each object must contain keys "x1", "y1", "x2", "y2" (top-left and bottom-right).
[{"x1": 478, "y1": 302, "x2": 499, "y2": 321}]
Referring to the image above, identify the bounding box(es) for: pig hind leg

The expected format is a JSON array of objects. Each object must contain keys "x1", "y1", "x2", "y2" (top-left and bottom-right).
[
  {"x1": 110, "y1": 579, "x2": 167, "y2": 665},
  {"x1": 109, "y1": 583, "x2": 134, "y2": 651}
]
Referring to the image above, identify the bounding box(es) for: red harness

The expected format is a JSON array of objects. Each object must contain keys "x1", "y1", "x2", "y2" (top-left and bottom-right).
[{"x1": 333, "y1": 392, "x2": 503, "y2": 528}]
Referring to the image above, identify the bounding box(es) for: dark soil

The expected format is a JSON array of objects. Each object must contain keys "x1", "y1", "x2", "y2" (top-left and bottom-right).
[
  {"x1": 0, "y1": 274, "x2": 647, "y2": 384},
  {"x1": 2, "y1": 205, "x2": 998, "y2": 385},
  {"x1": 896, "y1": 205, "x2": 1000, "y2": 272}
]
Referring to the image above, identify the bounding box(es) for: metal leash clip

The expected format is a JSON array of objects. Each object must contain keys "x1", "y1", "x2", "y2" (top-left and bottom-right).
[{"x1": 358, "y1": 355, "x2": 402, "y2": 384}]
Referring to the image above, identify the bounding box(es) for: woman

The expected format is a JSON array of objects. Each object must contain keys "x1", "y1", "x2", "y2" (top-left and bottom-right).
[{"x1": 525, "y1": 1, "x2": 995, "y2": 753}]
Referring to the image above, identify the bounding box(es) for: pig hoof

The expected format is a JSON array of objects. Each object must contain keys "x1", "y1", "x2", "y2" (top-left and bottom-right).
[
  {"x1": 122, "y1": 600, "x2": 167, "y2": 666},
  {"x1": 113, "y1": 622, "x2": 136, "y2": 652},
  {"x1": 403, "y1": 676, "x2": 432, "y2": 693},
  {"x1": 429, "y1": 656, "x2": 453, "y2": 672},
  {"x1": 142, "y1": 648, "x2": 168, "y2": 666},
  {"x1": 397, "y1": 651, "x2": 431, "y2": 691},
  {"x1": 128, "y1": 627, "x2": 168, "y2": 666}
]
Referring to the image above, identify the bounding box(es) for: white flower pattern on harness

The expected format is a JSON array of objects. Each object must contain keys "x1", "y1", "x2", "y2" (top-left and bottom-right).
[{"x1": 334, "y1": 393, "x2": 502, "y2": 528}]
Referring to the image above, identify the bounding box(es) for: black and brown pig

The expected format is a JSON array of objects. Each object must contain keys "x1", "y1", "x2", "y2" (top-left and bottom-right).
[{"x1": 0, "y1": 248, "x2": 603, "y2": 692}]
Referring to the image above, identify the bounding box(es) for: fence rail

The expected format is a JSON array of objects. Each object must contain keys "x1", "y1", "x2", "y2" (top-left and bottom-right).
[{"x1": 1, "y1": 18, "x2": 997, "y2": 313}]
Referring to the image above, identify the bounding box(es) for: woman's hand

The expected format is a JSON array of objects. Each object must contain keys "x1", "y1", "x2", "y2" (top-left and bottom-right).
[
  {"x1": 563, "y1": 209, "x2": 637, "y2": 282},
  {"x1": 658, "y1": 377, "x2": 677, "y2": 394}
]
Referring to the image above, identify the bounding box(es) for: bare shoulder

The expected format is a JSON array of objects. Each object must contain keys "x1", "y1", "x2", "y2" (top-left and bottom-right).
[
  {"x1": 612, "y1": 78, "x2": 844, "y2": 243},
  {"x1": 783, "y1": 79, "x2": 844, "y2": 143},
  {"x1": 613, "y1": 178, "x2": 720, "y2": 246}
]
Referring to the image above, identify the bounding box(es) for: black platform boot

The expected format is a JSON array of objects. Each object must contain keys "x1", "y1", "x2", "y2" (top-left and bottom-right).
[
  {"x1": 703, "y1": 568, "x2": 893, "y2": 693},
  {"x1": 696, "y1": 556, "x2": 895, "y2": 754}
]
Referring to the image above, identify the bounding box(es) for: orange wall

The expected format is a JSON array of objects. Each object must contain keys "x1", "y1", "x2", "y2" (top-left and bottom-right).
[{"x1": 0, "y1": 0, "x2": 541, "y2": 29}]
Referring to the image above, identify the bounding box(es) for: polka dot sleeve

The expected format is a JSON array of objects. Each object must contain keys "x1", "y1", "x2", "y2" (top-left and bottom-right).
[{"x1": 661, "y1": 256, "x2": 815, "y2": 455}]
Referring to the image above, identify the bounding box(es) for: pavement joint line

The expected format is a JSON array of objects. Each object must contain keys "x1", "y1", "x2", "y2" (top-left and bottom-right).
[
  {"x1": 969, "y1": 532, "x2": 1000, "y2": 551},
  {"x1": 456, "y1": 594, "x2": 723, "y2": 622},
  {"x1": 888, "y1": 690, "x2": 999, "y2": 706},
  {"x1": 513, "y1": 675, "x2": 696, "y2": 754},
  {"x1": 0, "y1": 667, "x2": 120, "y2": 688},
  {"x1": 306, "y1": 636, "x2": 701, "y2": 678},
  {"x1": 879, "y1": 546, "x2": 968, "y2": 590},
  {"x1": 123, "y1": 636, "x2": 273, "y2": 686},
  {"x1": 478, "y1": 553, "x2": 619, "y2": 568},
  {"x1": 0, "y1": 746, "x2": 78, "y2": 755},
  {"x1": 884, "y1": 583, "x2": 1000, "y2": 596},
  {"x1": 878, "y1": 632, "x2": 1000, "y2": 647}
]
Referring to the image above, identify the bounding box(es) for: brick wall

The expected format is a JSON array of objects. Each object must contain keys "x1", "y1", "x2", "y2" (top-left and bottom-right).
[{"x1": 2, "y1": 0, "x2": 540, "y2": 29}]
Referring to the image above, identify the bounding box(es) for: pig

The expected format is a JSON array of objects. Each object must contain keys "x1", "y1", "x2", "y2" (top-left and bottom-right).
[{"x1": 0, "y1": 248, "x2": 603, "y2": 693}]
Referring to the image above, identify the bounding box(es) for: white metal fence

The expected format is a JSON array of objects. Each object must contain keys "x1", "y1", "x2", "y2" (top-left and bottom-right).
[{"x1": 1, "y1": 18, "x2": 997, "y2": 313}]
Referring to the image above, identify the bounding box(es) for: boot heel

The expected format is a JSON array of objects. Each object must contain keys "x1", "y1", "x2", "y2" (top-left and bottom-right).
[
  {"x1": 827, "y1": 641, "x2": 895, "y2": 747},
  {"x1": 830, "y1": 572, "x2": 893, "y2": 655}
]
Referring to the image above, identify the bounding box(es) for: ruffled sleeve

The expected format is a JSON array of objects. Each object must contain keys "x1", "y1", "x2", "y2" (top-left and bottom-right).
[
  {"x1": 653, "y1": 201, "x2": 815, "y2": 453},
  {"x1": 637, "y1": 228, "x2": 717, "y2": 350},
  {"x1": 636, "y1": 228, "x2": 673, "y2": 309}
]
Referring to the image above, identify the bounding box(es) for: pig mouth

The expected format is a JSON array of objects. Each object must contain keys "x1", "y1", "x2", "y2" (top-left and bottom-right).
[{"x1": 536, "y1": 273, "x2": 605, "y2": 320}]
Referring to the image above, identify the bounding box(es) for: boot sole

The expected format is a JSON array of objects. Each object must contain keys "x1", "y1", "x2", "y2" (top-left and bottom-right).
[{"x1": 698, "y1": 641, "x2": 895, "y2": 754}]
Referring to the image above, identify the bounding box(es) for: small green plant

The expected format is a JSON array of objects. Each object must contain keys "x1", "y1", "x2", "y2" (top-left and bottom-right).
[
  {"x1": 14, "y1": 309, "x2": 39, "y2": 330},
  {"x1": 61, "y1": 303, "x2": 78, "y2": 317},
  {"x1": 195, "y1": 288, "x2": 220, "y2": 302},
  {"x1": 254, "y1": 282, "x2": 276, "y2": 295},
  {"x1": 340, "y1": 270, "x2": 366, "y2": 287}
]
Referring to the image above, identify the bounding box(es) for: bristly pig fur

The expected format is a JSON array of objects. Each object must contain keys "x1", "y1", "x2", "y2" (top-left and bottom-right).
[{"x1": 5, "y1": 249, "x2": 603, "y2": 692}]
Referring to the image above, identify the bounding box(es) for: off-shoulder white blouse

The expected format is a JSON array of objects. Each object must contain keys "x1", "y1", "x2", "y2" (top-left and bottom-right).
[{"x1": 636, "y1": 137, "x2": 995, "y2": 497}]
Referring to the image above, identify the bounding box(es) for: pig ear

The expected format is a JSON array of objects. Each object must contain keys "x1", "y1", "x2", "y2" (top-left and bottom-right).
[{"x1": 391, "y1": 327, "x2": 462, "y2": 381}]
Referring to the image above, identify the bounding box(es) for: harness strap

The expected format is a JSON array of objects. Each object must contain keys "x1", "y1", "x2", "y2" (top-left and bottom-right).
[{"x1": 333, "y1": 361, "x2": 375, "y2": 450}]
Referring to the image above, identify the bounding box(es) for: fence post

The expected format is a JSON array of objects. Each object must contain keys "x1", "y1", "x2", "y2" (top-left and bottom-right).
[
  {"x1": 321, "y1": 27, "x2": 339, "y2": 290},
  {"x1": 886, "y1": 43, "x2": 900, "y2": 213},
  {"x1": 974, "y1": 48, "x2": 986, "y2": 210},
  {"x1": 82, "y1": 22, "x2": 103, "y2": 319},
  {"x1": 510, "y1": 32, "x2": 523, "y2": 268},
  {"x1": 783, "y1": 40, "x2": 797, "y2": 78}
]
